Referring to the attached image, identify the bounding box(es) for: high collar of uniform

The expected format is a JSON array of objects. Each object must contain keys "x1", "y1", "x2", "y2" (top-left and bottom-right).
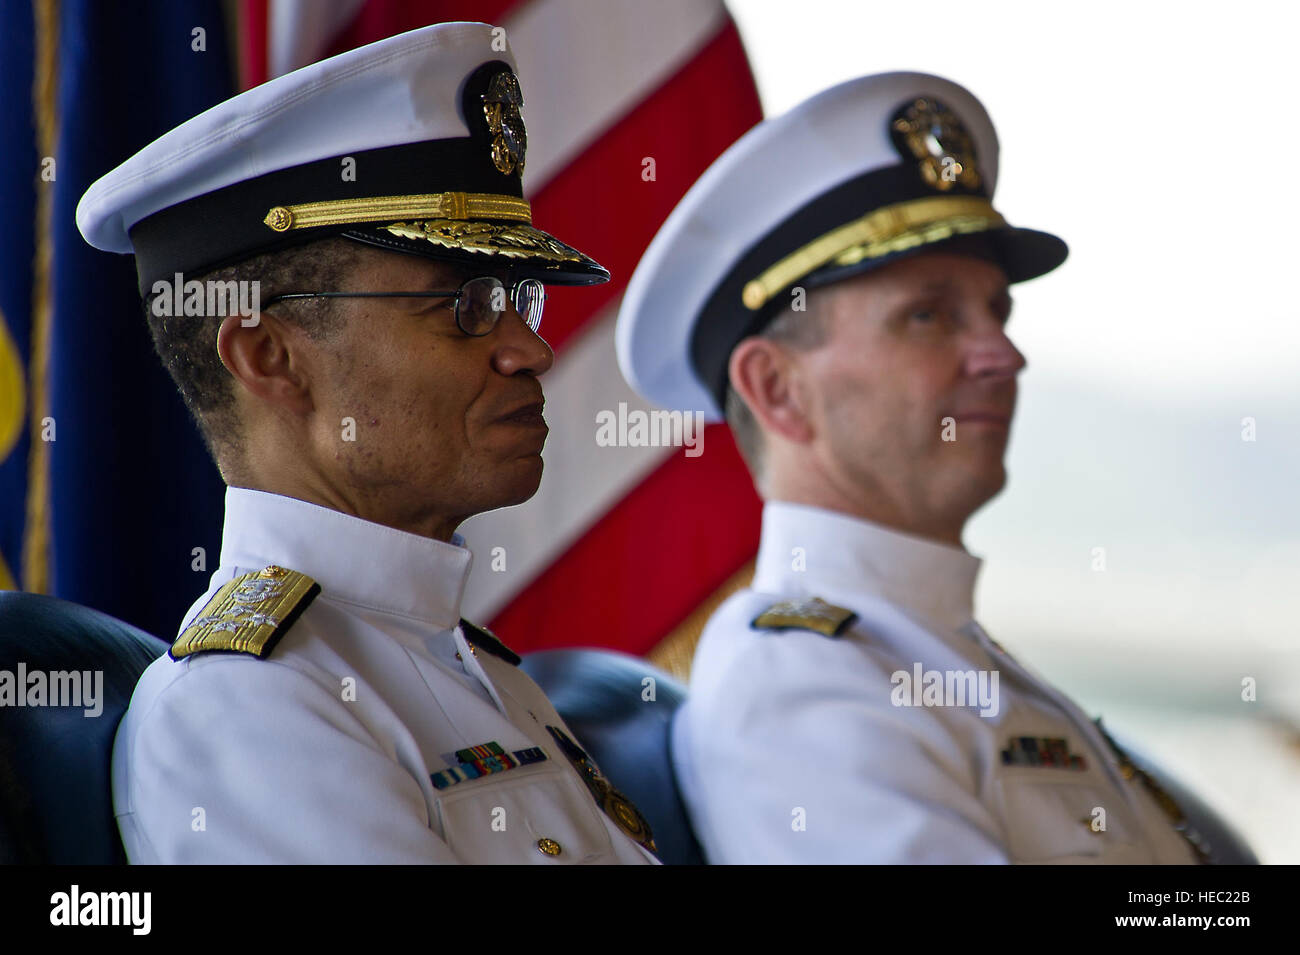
[
  {"x1": 751, "y1": 501, "x2": 982, "y2": 632},
  {"x1": 218, "y1": 486, "x2": 472, "y2": 630}
]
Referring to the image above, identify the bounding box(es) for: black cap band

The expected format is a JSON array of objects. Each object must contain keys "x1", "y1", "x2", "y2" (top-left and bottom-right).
[{"x1": 129, "y1": 137, "x2": 522, "y2": 295}]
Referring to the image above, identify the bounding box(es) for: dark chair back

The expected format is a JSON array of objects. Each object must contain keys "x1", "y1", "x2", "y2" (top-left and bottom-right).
[{"x1": 0, "y1": 592, "x2": 166, "y2": 864}]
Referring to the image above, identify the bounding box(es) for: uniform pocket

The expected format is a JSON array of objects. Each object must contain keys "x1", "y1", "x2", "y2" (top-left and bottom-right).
[
  {"x1": 997, "y1": 773, "x2": 1144, "y2": 863},
  {"x1": 434, "y1": 767, "x2": 617, "y2": 864}
]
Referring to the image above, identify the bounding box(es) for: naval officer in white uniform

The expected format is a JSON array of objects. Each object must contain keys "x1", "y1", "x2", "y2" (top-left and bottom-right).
[
  {"x1": 617, "y1": 72, "x2": 1211, "y2": 864},
  {"x1": 78, "y1": 23, "x2": 656, "y2": 864}
]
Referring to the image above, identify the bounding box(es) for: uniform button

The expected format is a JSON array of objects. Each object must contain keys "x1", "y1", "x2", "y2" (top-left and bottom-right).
[{"x1": 536, "y1": 838, "x2": 562, "y2": 857}]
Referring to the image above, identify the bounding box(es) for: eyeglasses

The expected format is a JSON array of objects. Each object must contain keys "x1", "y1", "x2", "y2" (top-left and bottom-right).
[{"x1": 261, "y1": 275, "x2": 547, "y2": 336}]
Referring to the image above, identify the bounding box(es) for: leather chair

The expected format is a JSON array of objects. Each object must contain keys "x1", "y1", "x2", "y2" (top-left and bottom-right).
[
  {"x1": 0, "y1": 591, "x2": 167, "y2": 864},
  {"x1": 521, "y1": 649, "x2": 706, "y2": 865}
]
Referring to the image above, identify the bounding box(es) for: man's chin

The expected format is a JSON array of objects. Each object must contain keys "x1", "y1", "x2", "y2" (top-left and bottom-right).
[
  {"x1": 935, "y1": 447, "x2": 1007, "y2": 509},
  {"x1": 491, "y1": 455, "x2": 545, "y2": 510},
  {"x1": 965, "y1": 462, "x2": 1009, "y2": 511}
]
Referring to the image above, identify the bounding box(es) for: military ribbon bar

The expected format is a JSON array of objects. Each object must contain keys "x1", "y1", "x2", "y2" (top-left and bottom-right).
[
  {"x1": 430, "y1": 742, "x2": 549, "y2": 791},
  {"x1": 456, "y1": 741, "x2": 506, "y2": 763}
]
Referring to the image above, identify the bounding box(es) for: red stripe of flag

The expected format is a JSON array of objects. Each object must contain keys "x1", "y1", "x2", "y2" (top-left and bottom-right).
[{"x1": 239, "y1": 0, "x2": 270, "y2": 89}]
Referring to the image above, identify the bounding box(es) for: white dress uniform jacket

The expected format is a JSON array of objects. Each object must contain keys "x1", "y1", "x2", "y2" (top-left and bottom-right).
[
  {"x1": 673, "y1": 501, "x2": 1198, "y2": 864},
  {"x1": 113, "y1": 487, "x2": 658, "y2": 864}
]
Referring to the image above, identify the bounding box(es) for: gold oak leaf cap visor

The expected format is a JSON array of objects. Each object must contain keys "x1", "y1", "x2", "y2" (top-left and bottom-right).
[
  {"x1": 615, "y1": 71, "x2": 1068, "y2": 421},
  {"x1": 75, "y1": 22, "x2": 608, "y2": 295}
]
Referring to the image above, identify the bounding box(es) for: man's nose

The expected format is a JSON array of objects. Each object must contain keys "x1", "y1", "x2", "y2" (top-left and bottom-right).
[
  {"x1": 966, "y1": 319, "x2": 1026, "y2": 379},
  {"x1": 492, "y1": 306, "x2": 555, "y2": 377}
]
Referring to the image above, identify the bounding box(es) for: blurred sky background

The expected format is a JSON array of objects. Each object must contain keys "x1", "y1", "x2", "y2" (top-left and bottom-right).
[{"x1": 729, "y1": 0, "x2": 1300, "y2": 861}]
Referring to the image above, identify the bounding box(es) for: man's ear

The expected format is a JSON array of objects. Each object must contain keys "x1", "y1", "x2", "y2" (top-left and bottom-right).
[
  {"x1": 727, "y1": 336, "x2": 815, "y2": 445},
  {"x1": 215, "y1": 311, "x2": 315, "y2": 416}
]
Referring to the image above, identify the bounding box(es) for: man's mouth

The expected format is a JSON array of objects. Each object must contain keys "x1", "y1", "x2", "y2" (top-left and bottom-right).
[{"x1": 497, "y1": 400, "x2": 547, "y2": 428}]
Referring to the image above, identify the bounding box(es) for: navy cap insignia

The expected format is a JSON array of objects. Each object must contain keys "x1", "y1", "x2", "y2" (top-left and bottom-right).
[
  {"x1": 891, "y1": 96, "x2": 982, "y2": 192},
  {"x1": 751, "y1": 597, "x2": 856, "y2": 637},
  {"x1": 483, "y1": 70, "x2": 526, "y2": 177},
  {"x1": 170, "y1": 565, "x2": 319, "y2": 660}
]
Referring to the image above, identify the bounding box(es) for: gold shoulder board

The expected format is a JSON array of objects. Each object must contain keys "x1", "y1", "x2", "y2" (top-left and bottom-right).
[
  {"x1": 751, "y1": 597, "x2": 856, "y2": 638},
  {"x1": 170, "y1": 565, "x2": 320, "y2": 661}
]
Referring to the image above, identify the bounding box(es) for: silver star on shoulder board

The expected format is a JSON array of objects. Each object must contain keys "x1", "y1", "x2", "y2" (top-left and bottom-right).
[{"x1": 231, "y1": 578, "x2": 284, "y2": 605}]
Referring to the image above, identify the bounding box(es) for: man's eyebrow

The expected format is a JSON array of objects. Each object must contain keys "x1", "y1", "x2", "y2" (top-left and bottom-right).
[
  {"x1": 893, "y1": 279, "x2": 956, "y2": 298},
  {"x1": 883, "y1": 281, "x2": 940, "y2": 302},
  {"x1": 419, "y1": 271, "x2": 461, "y2": 289},
  {"x1": 894, "y1": 279, "x2": 1012, "y2": 299}
]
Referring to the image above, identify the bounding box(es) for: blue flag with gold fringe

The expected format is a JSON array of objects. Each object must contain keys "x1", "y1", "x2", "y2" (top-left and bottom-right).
[{"x1": 0, "y1": 0, "x2": 232, "y2": 639}]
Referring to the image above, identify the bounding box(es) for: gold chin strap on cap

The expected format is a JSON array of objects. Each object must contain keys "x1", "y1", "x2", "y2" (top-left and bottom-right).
[
  {"x1": 740, "y1": 195, "x2": 1006, "y2": 311},
  {"x1": 263, "y1": 192, "x2": 532, "y2": 232}
]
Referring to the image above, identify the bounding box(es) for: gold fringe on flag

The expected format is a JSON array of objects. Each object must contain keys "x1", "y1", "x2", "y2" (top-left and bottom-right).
[{"x1": 22, "y1": 0, "x2": 59, "y2": 593}]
